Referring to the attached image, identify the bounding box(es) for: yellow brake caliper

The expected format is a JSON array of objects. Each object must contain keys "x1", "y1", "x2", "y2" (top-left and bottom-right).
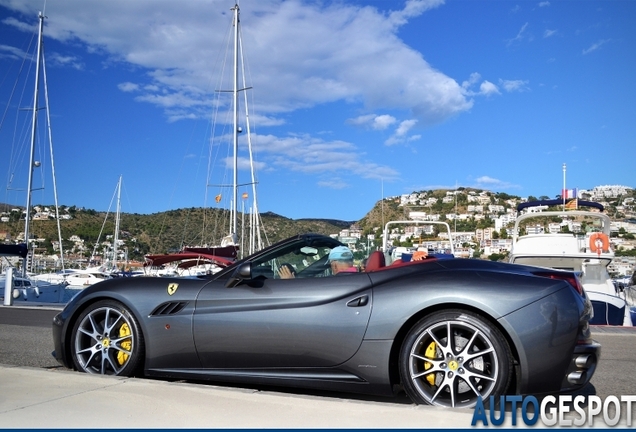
[
  {"x1": 117, "y1": 323, "x2": 131, "y2": 366},
  {"x1": 424, "y1": 341, "x2": 437, "y2": 385}
]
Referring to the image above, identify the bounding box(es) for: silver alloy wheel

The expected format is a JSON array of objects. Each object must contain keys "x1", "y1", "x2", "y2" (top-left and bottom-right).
[
  {"x1": 73, "y1": 305, "x2": 135, "y2": 375},
  {"x1": 407, "y1": 319, "x2": 499, "y2": 408}
]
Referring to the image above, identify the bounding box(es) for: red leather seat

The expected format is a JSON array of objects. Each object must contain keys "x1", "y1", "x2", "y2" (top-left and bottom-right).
[{"x1": 365, "y1": 251, "x2": 386, "y2": 272}]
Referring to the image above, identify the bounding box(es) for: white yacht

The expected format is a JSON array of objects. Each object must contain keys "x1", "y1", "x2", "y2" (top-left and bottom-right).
[
  {"x1": 2, "y1": 271, "x2": 67, "y2": 303},
  {"x1": 64, "y1": 270, "x2": 111, "y2": 287},
  {"x1": 31, "y1": 269, "x2": 77, "y2": 284},
  {"x1": 509, "y1": 199, "x2": 634, "y2": 326}
]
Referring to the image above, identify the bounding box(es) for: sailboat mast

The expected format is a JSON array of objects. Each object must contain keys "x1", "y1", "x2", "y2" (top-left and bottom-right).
[
  {"x1": 42, "y1": 48, "x2": 66, "y2": 272},
  {"x1": 231, "y1": 3, "x2": 240, "y2": 245},
  {"x1": 113, "y1": 175, "x2": 122, "y2": 272},
  {"x1": 238, "y1": 24, "x2": 263, "y2": 252},
  {"x1": 23, "y1": 12, "x2": 45, "y2": 276}
]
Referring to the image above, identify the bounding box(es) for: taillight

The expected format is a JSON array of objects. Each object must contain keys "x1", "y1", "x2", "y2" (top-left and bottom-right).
[{"x1": 533, "y1": 271, "x2": 584, "y2": 296}]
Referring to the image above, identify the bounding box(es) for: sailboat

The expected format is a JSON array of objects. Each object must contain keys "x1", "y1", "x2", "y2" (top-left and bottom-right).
[
  {"x1": 201, "y1": 2, "x2": 267, "y2": 258},
  {"x1": 2, "y1": 12, "x2": 68, "y2": 303},
  {"x1": 144, "y1": 3, "x2": 266, "y2": 275},
  {"x1": 68, "y1": 175, "x2": 126, "y2": 285}
]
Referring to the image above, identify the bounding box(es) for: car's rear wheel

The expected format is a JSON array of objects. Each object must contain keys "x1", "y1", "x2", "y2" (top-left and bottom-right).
[
  {"x1": 399, "y1": 309, "x2": 512, "y2": 408},
  {"x1": 71, "y1": 300, "x2": 144, "y2": 376}
]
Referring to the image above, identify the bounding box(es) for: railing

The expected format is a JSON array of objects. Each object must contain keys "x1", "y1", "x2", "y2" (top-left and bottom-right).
[{"x1": 622, "y1": 285, "x2": 636, "y2": 306}]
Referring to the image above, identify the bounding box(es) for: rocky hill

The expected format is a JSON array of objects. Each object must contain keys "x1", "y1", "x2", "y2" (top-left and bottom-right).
[{"x1": 1, "y1": 186, "x2": 634, "y2": 263}]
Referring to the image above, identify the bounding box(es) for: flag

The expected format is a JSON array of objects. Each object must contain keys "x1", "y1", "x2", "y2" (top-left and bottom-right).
[
  {"x1": 242, "y1": 192, "x2": 248, "y2": 200},
  {"x1": 561, "y1": 188, "x2": 577, "y2": 199},
  {"x1": 215, "y1": 194, "x2": 222, "y2": 203}
]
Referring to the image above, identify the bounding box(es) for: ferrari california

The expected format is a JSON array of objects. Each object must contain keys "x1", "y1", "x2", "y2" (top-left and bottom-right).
[{"x1": 52, "y1": 233, "x2": 600, "y2": 408}]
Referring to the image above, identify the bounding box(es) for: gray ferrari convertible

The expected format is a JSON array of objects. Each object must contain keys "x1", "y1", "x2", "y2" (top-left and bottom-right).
[{"x1": 52, "y1": 233, "x2": 600, "y2": 408}]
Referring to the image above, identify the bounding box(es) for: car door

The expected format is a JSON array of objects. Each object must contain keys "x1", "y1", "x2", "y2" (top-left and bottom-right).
[{"x1": 193, "y1": 273, "x2": 373, "y2": 369}]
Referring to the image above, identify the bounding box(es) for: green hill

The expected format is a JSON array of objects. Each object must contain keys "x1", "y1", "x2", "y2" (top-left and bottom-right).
[
  {"x1": 1, "y1": 186, "x2": 633, "y2": 264},
  {"x1": 0, "y1": 205, "x2": 350, "y2": 261}
]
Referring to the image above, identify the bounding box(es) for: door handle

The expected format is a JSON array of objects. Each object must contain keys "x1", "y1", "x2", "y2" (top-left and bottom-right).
[{"x1": 347, "y1": 295, "x2": 369, "y2": 307}]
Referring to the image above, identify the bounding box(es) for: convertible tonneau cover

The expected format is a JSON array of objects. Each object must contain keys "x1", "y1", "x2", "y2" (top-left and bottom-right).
[{"x1": 144, "y1": 252, "x2": 233, "y2": 268}]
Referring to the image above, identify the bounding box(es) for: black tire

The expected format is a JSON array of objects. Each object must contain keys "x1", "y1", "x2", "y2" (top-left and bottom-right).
[
  {"x1": 71, "y1": 300, "x2": 144, "y2": 376},
  {"x1": 399, "y1": 309, "x2": 512, "y2": 408}
]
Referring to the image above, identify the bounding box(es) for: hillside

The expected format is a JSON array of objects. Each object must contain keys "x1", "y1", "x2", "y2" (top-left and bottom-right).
[
  {"x1": 0, "y1": 206, "x2": 351, "y2": 261},
  {"x1": 1, "y1": 185, "x2": 634, "y2": 263}
]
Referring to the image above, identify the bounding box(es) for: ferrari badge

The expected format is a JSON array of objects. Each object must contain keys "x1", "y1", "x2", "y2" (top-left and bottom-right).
[{"x1": 167, "y1": 283, "x2": 179, "y2": 296}]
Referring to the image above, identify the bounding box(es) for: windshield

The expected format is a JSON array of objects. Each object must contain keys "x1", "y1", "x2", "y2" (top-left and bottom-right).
[{"x1": 213, "y1": 235, "x2": 342, "y2": 279}]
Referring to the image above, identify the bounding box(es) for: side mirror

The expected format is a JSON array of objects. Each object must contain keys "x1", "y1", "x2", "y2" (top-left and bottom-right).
[{"x1": 225, "y1": 262, "x2": 252, "y2": 288}]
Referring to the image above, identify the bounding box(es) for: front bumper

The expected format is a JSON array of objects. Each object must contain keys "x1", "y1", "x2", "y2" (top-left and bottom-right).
[{"x1": 51, "y1": 312, "x2": 71, "y2": 368}]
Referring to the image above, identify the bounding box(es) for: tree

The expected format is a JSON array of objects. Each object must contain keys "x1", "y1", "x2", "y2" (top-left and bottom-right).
[{"x1": 495, "y1": 192, "x2": 513, "y2": 201}]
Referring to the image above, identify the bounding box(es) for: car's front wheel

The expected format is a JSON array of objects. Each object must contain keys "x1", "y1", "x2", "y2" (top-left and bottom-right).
[
  {"x1": 71, "y1": 300, "x2": 144, "y2": 376},
  {"x1": 399, "y1": 309, "x2": 512, "y2": 408}
]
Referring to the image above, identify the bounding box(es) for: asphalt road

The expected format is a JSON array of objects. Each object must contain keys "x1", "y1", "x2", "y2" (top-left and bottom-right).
[{"x1": 1, "y1": 305, "x2": 635, "y2": 404}]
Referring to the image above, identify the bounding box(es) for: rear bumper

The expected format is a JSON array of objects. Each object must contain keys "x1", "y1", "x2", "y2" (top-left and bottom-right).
[{"x1": 560, "y1": 338, "x2": 601, "y2": 392}]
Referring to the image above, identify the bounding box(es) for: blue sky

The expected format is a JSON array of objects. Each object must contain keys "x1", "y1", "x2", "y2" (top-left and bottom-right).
[{"x1": 1, "y1": 0, "x2": 634, "y2": 222}]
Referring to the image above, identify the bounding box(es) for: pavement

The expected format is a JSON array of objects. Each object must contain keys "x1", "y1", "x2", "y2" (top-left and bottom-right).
[
  {"x1": 0, "y1": 364, "x2": 476, "y2": 428},
  {"x1": 2, "y1": 301, "x2": 634, "y2": 429},
  {"x1": 3, "y1": 300, "x2": 476, "y2": 428}
]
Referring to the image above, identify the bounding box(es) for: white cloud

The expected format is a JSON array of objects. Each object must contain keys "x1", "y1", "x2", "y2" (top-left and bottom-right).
[
  {"x1": 544, "y1": 29, "x2": 557, "y2": 38},
  {"x1": 395, "y1": 119, "x2": 418, "y2": 137},
  {"x1": 223, "y1": 156, "x2": 266, "y2": 172},
  {"x1": 538, "y1": 2, "x2": 550, "y2": 7},
  {"x1": 372, "y1": 114, "x2": 398, "y2": 130},
  {"x1": 507, "y1": 22, "x2": 529, "y2": 46},
  {"x1": 347, "y1": 114, "x2": 376, "y2": 127},
  {"x1": 472, "y1": 176, "x2": 519, "y2": 190},
  {"x1": 347, "y1": 114, "x2": 397, "y2": 130},
  {"x1": 118, "y1": 82, "x2": 139, "y2": 92},
  {"x1": 48, "y1": 52, "x2": 84, "y2": 70},
  {"x1": 251, "y1": 133, "x2": 399, "y2": 182},
  {"x1": 583, "y1": 39, "x2": 610, "y2": 55},
  {"x1": 317, "y1": 178, "x2": 349, "y2": 190},
  {"x1": 2, "y1": 16, "x2": 34, "y2": 33},
  {"x1": 499, "y1": 79, "x2": 529, "y2": 92},
  {"x1": 388, "y1": 0, "x2": 446, "y2": 26},
  {"x1": 475, "y1": 176, "x2": 501, "y2": 185},
  {"x1": 0, "y1": 43, "x2": 27, "y2": 60},
  {"x1": 385, "y1": 119, "x2": 420, "y2": 146},
  {"x1": 462, "y1": 72, "x2": 481, "y2": 89},
  {"x1": 479, "y1": 81, "x2": 500, "y2": 96},
  {"x1": 462, "y1": 73, "x2": 500, "y2": 97},
  {"x1": 3, "y1": 0, "x2": 470, "y2": 126}
]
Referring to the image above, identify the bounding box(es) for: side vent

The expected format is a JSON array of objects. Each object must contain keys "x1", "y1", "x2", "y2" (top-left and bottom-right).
[{"x1": 151, "y1": 301, "x2": 188, "y2": 316}]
